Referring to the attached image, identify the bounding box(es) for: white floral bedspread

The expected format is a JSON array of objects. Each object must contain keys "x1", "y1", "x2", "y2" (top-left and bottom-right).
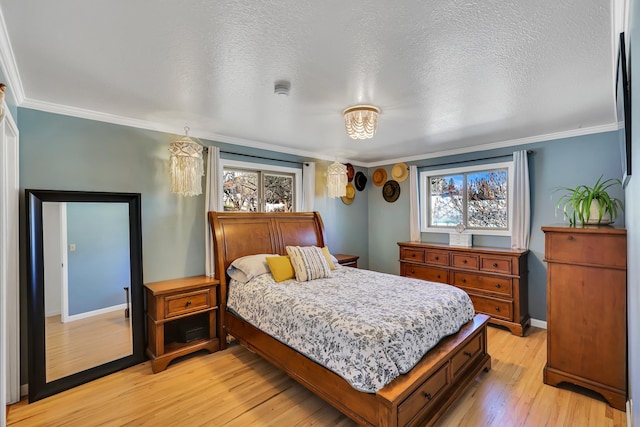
[{"x1": 226, "y1": 266, "x2": 475, "y2": 392}]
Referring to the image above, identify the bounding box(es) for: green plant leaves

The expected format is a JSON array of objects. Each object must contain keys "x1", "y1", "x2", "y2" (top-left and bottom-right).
[{"x1": 553, "y1": 175, "x2": 624, "y2": 225}]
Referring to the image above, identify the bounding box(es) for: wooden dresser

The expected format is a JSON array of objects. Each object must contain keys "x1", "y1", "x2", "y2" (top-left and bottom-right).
[
  {"x1": 542, "y1": 225, "x2": 627, "y2": 410},
  {"x1": 398, "y1": 242, "x2": 529, "y2": 336},
  {"x1": 144, "y1": 276, "x2": 220, "y2": 373}
]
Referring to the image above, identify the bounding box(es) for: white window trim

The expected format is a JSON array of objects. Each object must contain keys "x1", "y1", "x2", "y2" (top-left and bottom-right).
[
  {"x1": 420, "y1": 161, "x2": 514, "y2": 237},
  {"x1": 219, "y1": 158, "x2": 303, "y2": 212}
]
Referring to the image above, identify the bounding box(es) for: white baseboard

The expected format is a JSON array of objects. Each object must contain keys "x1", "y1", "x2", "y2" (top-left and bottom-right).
[
  {"x1": 64, "y1": 303, "x2": 127, "y2": 323},
  {"x1": 20, "y1": 383, "x2": 28, "y2": 397},
  {"x1": 530, "y1": 318, "x2": 547, "y2": 329},
  {"x1": 627, "y1": 399, "x2": 633, "y2": 427}
]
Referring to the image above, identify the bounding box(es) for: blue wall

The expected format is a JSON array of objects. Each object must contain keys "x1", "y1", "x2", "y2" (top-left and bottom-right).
[
  {"x1": 66, "y1": 202, "x2": 130, "y2": 315},
  {"x1": 367, "y1": 131, "x2": 624, "y2": 322}
]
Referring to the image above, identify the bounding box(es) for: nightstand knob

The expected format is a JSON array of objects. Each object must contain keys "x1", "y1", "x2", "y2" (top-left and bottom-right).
[{"x1": 185, "y1": 300, "x2": 192, "y2": 307}]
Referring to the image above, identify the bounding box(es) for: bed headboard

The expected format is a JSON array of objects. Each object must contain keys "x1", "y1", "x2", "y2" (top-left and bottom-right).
[{"x1": 208, "y1": 211, "x2": 327, "y2": 282}]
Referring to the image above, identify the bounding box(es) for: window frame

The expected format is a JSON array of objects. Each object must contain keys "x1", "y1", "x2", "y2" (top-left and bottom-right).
[
  {"x1": 419, "y1": 161, "x2": 514, "y2": 237},
  {"x1": 219, "y1": 159, "x2": 303, "y2": 212}
]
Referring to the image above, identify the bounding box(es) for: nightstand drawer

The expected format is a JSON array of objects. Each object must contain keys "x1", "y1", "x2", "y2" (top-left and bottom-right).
[
  {"x1": 165, "y1": 289, "x2": 212, "y2": 318},
  {"x1": 452, "y1": 272, "x2": 512, "y2": 297}
]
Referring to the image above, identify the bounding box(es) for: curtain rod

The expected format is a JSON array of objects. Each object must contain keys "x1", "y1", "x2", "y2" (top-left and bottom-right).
[
  {"x1": 220, "y1": 150, "x2": 309, "y2": 167},
  {"x1": 419, "y1": 149, "x2": 533, "y2": 169}
]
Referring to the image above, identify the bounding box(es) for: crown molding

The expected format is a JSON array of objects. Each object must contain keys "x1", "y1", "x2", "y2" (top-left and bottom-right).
[
  {"x1": 0, "y1": 6, "x2": 25, "y2": 104},
  {"x1": 19, "y1": 97, "x2": 370, "y2": 166},
  {"x1": 365, "y1": 123, "x2": 619, "y2": 168}
]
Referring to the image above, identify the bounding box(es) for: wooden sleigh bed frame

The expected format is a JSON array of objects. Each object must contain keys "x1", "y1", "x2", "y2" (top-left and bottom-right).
[{"x1": 209, "y1": 211, "x2": 491, "y2": 427}]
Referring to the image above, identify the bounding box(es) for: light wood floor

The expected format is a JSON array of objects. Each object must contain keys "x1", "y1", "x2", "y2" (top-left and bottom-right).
[
  {"x1": 8, "y1": 326, "x2": 627, "y2": 426},
  {"x1": 46, "y1": 310, "x2": 132, "y2": 381}
]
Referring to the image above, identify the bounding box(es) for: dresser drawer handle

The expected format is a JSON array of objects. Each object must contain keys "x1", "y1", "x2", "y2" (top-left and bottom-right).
[
  {"x1": 463, "y1": 351, "x2": 473, "y2": 358},
  {"x1": 410, "y1": 269, "x2": 415, "y2": 274},
  {"x1": 434, "y1": 256, "x2": 439, "y2": 260},
  {"x1": 411, "y1": 253, "x2": 416, "y2": 257},
  {"x1": 185, "y1": 300, "x2": 192, "y2": 307},
  {"x1": 495, "y1": 283, "x2": 501, "y2": 288},
  {"x1": 492, "y1": 262, "x2": 498, "y2": 268},
  {"x1": 461, "y1": 278, "x2": 466, "y2": 283},
  {"x1": 462, "y1": 259, "x2": 467, "y2": 264},
  {"x1": 422, "y1": 391, "x2": 432, "y2": 401},
  {"x1": 495, "y1": 306, "x2": 500, "y2": 312},
  {"x1": 436, "y1": 274, "x2": 441, "y2": 279},
  {"x1": 568, "y1": 235, "x2": 574, "y2": 240}
]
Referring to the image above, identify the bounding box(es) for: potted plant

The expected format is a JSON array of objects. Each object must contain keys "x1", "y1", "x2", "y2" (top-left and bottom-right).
[{"x1": 554, "y1": 175, "x2": 624, "y2": 225}]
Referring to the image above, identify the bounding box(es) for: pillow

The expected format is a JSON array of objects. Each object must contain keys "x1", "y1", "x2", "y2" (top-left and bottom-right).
[
  {"x1": 226, "y1": 254, "x2": 275, "y2": 283},
  {"x1": 321, "y1": 246, "x2": 337, "y2": 270},
  {"x1": 265, "y1": 256, "x2": 296, "y2": 282},
  {"x1": 286, "y1": 246, "x2": 331, "y2": 282}
]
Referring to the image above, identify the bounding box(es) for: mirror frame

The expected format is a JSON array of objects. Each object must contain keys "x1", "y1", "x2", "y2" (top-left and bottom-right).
[{"x1": 26, "y1": 189, "x2": 145, "y2": 402}]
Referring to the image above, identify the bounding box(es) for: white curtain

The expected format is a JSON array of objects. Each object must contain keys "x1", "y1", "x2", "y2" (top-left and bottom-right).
[
  {"x1": 511, "y1": 150, "x2": 530, "y2": 250},
  {"x1": 205, "y1": 146, "x2": 221, "y2": 277},
  {"x1": 409, "y1": 165, "x2": 421, "y2": 241},
  {"x1": 302, "y1": 162, "x2": 315, "y2": 211}
]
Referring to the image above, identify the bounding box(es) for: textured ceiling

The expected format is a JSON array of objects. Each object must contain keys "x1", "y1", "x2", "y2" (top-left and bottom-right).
[{"x1": 0, "y1": 0, "x2": 618, "y2": 164}]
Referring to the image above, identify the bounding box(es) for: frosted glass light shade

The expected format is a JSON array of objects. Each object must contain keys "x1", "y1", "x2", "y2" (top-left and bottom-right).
[{"x1": 327, "y1": 162, "x2": 348, "y2": 198}]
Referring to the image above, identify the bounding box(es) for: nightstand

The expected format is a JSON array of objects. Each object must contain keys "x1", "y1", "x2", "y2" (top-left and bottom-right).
[
  {"x1": 144, "y1": 276, "x2": 220, "y2": 373},
  {"x1": 334, "y1": 253, "x2": 359, "y2": 268}
]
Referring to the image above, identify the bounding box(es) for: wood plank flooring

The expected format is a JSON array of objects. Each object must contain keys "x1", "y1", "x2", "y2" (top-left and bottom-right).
[
  {"x1": 8, "y1": 326, "x2": 627, "y2": 426},
  {"x1": 45, "y1": 310, "x2": 132, "y2": 381}
]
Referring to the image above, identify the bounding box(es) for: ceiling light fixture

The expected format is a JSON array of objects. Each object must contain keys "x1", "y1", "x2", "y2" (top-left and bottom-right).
[
  {"x1": 169, "y1": 126, "x2": 204, "y2": 196},
  {"x1": 327, "y1": 161, "x2": 348, "y2": 198},
  {"x1": 343, "y1": 105, "x2": 380, "y2": 140}
]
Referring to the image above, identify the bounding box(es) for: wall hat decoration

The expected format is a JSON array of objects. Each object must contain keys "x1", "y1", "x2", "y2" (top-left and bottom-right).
[
  {"x1": 354, "y1": 171, "x2": 367, "y2": 191},
  {"x1": 341, "y1": 182, "x2": 356, "y2": 205},
  {"x1": 372, "y1": 168, "x2": 387, "y2": 186},
  {"x1": 382, "y1": 180, "x2": 401, "y2": 203},
  {"x1": 391, "y1": 162, "x2": 409, "y2": 182},
  {"x1": 345, "y1": 163, "x2": 355, "y2": 182}
]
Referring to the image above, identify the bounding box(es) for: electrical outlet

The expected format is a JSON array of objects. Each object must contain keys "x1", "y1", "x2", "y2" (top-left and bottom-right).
[{"x1": 69, "y1": 243, "x2": 76, "y2": 252}]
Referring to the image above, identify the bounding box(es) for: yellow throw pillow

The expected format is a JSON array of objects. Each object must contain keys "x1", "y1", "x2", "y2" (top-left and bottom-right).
[
  {"x1": 322, "y1": 246, "x2": 336, "y2": 270},
  {"x1": 266, "y1": 256, "x2": 296, "y2": 282}
]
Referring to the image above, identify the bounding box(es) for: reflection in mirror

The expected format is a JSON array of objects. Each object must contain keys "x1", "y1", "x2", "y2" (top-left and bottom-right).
[
  {"x1": 42, "y1": 202, "x2": 133, "y2": 382},
  {"x1": 27, "y1": 190, "x2": 144, "y2": 402}
]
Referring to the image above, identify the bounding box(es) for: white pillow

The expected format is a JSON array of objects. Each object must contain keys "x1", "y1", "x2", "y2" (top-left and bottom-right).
[
  {"x1": 226, "y1": 254, "x2": 275, "y2": 283},
  {"x1": 285, "y1": 246, "x2": 331, "y2": 282}
]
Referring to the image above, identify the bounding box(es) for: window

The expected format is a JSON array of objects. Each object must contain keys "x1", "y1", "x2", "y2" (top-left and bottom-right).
[
  {"x1": 220, "y1": 159, "x2": 302, "y2": 212},
  {"x1": 420, "y1": 161, "x2": 513, "y2": 236}
]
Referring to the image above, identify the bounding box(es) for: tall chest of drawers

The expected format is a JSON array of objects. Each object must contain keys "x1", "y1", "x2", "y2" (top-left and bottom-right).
[
  {"x1": 398, "y1": 242, "x2": 529, "y2": 336},
  {"x1": 542, "y1": 225, "x2": 627, "y2": 410}
]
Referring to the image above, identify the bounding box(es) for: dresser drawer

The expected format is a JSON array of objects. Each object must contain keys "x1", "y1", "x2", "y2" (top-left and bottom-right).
[
  {"x1": 468, "y1": 294, "x2": 512, "y2": 321},
  {"x1": 403, "y1": 264, "x2": 448, "y2": 283},
  {"x1": 398, "y1": 362, "x2": 449, "y2": 426},
  {"x1": 425, "y1": 250, "x2": 449, "y2": 266},
  {"x1": 451, "y1": 253, "x2": 479, "y2": 270},
  {"x1": 165, "y1": 289, "x2": 212, "y2": 318},
  {"x1": 452, "y1": 272, "x2": 512, "y2": 297},
  {"x1": 545, "y1": 232, "x2": 626, "y2": 268},
  {"x1": 402, "y1": 248, "x2": 425, "y2": 263},
  {"x1": 480, "y1": 255, "x2": 513, "y2": 274},
  {"x1": 451, "y1": 333, "x2": 483, "y2": 380}
]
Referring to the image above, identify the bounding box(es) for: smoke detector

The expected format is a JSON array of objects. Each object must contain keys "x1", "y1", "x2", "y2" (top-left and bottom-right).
[{"x1": 274, "y1": 80, "x2": 290, "y2": 96}]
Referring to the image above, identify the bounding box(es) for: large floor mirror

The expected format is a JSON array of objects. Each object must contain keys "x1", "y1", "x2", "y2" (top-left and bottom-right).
[{"x1": 26, "y1": 189, "x2": 145, "y2": 402}]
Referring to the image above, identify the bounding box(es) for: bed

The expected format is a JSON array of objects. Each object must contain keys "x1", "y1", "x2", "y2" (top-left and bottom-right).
[{"x1": 209, "y1": 211, "x2": 491, "y2": 427}]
